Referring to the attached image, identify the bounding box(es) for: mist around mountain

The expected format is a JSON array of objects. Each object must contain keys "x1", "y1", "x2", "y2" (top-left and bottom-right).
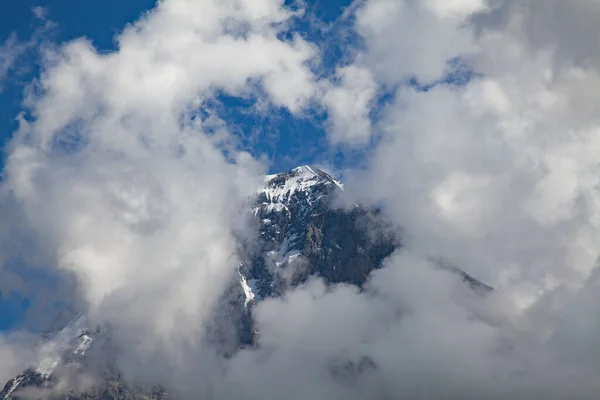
[{"x1": 1, "y1": 166, "x2": 489, "y2": 400}]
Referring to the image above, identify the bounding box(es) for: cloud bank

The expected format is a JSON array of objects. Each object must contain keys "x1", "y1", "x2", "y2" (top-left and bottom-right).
[
  {"x1": 3, "y1": 0, "x2": 600, "y2": 398},
  {"x1": 2, "y1": 0, "x2": 316, "y2": 388}
]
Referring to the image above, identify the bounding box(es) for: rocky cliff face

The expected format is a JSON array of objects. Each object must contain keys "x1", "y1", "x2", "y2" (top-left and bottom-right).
[
  {"x1": 0, "y1": 165, "x2": 482, "y2": 400},
  {"x1": 241, "y1": 165, "x2": 397, "y2": 301}
]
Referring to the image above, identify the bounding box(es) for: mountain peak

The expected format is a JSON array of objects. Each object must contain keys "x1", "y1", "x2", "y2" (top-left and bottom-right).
[
  {"x1": 290, "y1": 164, "x2": 318, "y2": 177},
  {"x1": 262, "y1": 165, "x2": 342, "y2": 199}
]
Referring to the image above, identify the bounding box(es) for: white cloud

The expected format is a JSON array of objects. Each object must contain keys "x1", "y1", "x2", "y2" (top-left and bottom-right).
[
  {"x1": 0, "y1": 0, "x2": 320, "y2": 390},
  {"x1": 423, "y1": 0, "x2": 488, "y2": 20},
  {"x1": 346, "y1": 0, "x2": 600, "y2": 298},
  {"x1": 353, "y1": 0, "x2": 479, "y2": 85},
  {"x1": 31, "y1": 6, "x2": 49, "y2": 20},
  {"x1": 0, "y1": 33, "x2": 26, "y2": 92},
  {"x1": 322, "y1": 65, "x2": 376, "y2": 146}
]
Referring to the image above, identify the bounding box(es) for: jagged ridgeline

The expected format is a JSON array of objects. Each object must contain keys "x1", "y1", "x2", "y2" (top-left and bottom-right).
[{"x1": 1, "y1": 165, "x2": 485, "y2": 400}]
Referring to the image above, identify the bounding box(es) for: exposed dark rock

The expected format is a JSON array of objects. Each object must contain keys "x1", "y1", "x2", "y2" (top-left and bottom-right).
[{"x1": 245, "y1": 165, "x2": 397, "y2": 300}]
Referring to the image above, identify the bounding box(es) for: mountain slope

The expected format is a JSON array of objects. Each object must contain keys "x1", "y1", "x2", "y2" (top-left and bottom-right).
[
  {"x1": 242, "y1": 165, "x2": 396, "y2": 300},
  {"x1": 1, "y1": 165, "x2": 485, "y2": 400}
]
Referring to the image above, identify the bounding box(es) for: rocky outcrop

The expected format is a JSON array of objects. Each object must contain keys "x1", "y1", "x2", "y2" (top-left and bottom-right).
[{"x1": 243, "y1": 165, "x2": 397, "y2": 300}]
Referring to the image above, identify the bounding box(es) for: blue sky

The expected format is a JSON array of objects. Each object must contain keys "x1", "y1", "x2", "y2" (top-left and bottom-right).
[
  {"x1": 0, "y1": 0, "x2": 358, "y2": 174},
  {"x1": 0, "y1": 0, "x2": 356, "y2": 331}
]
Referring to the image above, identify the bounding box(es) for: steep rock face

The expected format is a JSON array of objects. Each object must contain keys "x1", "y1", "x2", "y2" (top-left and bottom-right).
[{"x1": 242, "y1": 165, "x2": 396, "y2": 301}]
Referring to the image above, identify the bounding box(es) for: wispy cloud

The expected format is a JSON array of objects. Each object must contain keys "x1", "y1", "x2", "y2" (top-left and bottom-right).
[
  {"x1": 0, "y1": 8, "x2": 56, "y2": 93},
  {"x1": 0, "y1": 34, "x2": 27, "y2": 92}
]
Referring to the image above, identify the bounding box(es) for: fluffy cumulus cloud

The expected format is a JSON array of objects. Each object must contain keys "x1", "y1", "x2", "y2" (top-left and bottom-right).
[
  {"x1": 321, "y1": 65, "x2": 376, "y2": 146},
  {"x1": 342, "y1": 0, "x2": 600, "y2": 298},
  {"x1": 314, "y1": 0, "x2": 600, "y2": 397},
  {"x1": 354, "y1": 0, "x2": 482, "y2": 85},
  {"x1": 4, "y1": 0, "x2": 600, "y2": 398},
  {"x1": 0, "y1": 0, "x2": 318, "y2": 390}
]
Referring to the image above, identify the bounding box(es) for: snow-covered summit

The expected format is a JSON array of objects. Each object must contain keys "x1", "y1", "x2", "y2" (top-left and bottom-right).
[
  {"x1": 254, "y1": 165, "x2": 343, "y2": 217},
  {"x1": 262, "y1": 165, "x2": 342, "y2": 201}
]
